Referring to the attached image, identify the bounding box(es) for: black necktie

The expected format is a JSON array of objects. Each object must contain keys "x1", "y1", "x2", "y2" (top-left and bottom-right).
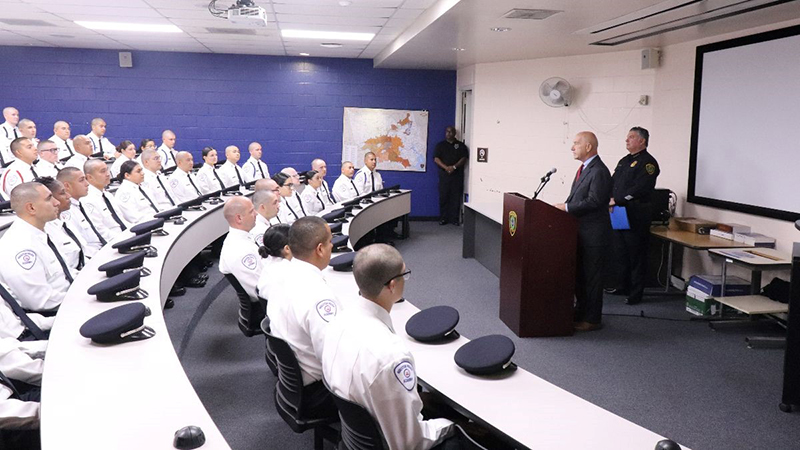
[
  {"x1": 295, "y1": 192, "x2": 306, "y2": 215},
  {"x1": 62, "y1": 222, "x2": 85, "y2": 270},
  {"x1": 186, "y1": 173, "x2": 202, "y2": 196},
  {"x1": 285, "y1": 202, "x2": 299, "y2": 220},
  {"x1": 258, "y1": 161, "x2": 265, "y2": 179},
  {"x1": 156, "y1": 175, "x2": 175, "y2": 206},
  {"x1": 98, "y1": 137, "x2": 104, "y2": 154},
  {"x1": 0, "y1": 284, "x2": 47, "y2": 340},
  {"x1": 47, "y1": 235, "x2": 74, "y2": 284},
  {"x1": 102, "y1": 193, "x2": 127, "y2": 231},
  {"x1": 65, "y1": 140, "x2": 74, "y2": 157},
  {"x1": 322, "y1": 182, "x2": 333, "y2": 202},
  {"x1": 316, "y1": 192, "x2": 324, "y2": 209},
  {"x1": 30, "y1": 165, "x2": 39, "y2": 180},
  {"x1": 234, "y1": 165, "x2": 244, "y2": 185},
  {"x1": 13, "y1": 128, "x2": 18, "y2": 139},
  {"x1": 371, "y1": 172, "x2": 375, "y2": 191},
  {"x1": 212, "y1": 168, "x2": 225, "y2": 190},
  {"x1": 139, "y1": 186, "x2": 159, "y2": 213},
  {"x1": 0, "y1": 369, "x2": 21, "y2": 399},
  {"x1": 78, "y1": 202, "x2": 107, "y2": 245},
  {"x1": 350, "y1": 179, "x2": 359, "y2": 195}
]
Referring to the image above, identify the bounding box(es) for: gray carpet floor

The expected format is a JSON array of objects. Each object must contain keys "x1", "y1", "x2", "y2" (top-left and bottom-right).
[{"x1": 165, "y1": 222, "x2": 799, "y2": 450}]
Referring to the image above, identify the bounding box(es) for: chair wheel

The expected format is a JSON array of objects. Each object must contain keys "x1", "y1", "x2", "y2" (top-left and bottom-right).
[{"x1": 779, "y1": 403, "x2": 792, "y2": 413}]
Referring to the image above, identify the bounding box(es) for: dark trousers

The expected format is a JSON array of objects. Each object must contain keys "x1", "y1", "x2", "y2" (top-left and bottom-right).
[
  {"x1": 301, "y1": 380, "x2": 338, "y2": 420},
  {"x1": 575, "y1": 244, "x2": 607, "y2": 324},
  {"x1": 438, "y1": 175, "x2": 463, "y2": 224},
  {"x1": 611, "y1": 226, "x2": 650, "y2": 303}
]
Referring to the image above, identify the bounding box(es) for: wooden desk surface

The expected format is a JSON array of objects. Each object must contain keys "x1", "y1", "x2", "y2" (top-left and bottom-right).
[
  {"x1": 714, "y1": 295, "x2": 789, "y2": 315},
  {"x1": 708, "y1": 248, "x2": 792, "y2": 268},
  {"x1": 650, "y1": 224, "x2": 753, "y2": 250}
]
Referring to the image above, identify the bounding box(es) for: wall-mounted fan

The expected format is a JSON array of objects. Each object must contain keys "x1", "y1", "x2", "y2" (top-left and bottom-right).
[{"x1": 539, "y1": 77, "x2": 572, "y2": 107}]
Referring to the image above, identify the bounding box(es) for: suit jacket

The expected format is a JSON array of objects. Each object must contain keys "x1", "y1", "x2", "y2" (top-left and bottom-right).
[{"x1": 565, "y1": 156, "x2": 612, "y2": 248}]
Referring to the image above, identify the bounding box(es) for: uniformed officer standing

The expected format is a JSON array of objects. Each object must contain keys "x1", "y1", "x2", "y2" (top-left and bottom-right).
[
  {"x1": 87, "y1": 118, "x2": 114, "y2": 159},
  {"x1": 249, "y1": 189, "x2": 280, "y2": 247},
  {"x1": 322, "y1": 244, "x2": 456, "y2": 450},
  {"x1": 40, "y1": 177, "x2": 85, "y2": 274},
  {"x1": 300, "y1": 170, "x2": 331, "y2": 215},
  {"x1": 0, "y1": 107, "x2": 20, "y2": 167},
  {"x1": 242, "y1": 142, "x2": 270, "y2": 183},
  {"x1": 219, "y1": 197, "x2": 262, "y2": 300},
  {"x1": 434, "y1": 126, "x2": 468, "y2": 225},
  {"x1": 609, "y1": 127, "x2": 660, "y2": 305},
  {"x1": 218, "y1": 145, "x2": 246, "y2": 188},
  {"x1": 2, "y1": 138, "x2": 39, "y2": 198},
  {"x1": 81, "y1": 159, "x2": 131, "y2": 241},
  {"x1": 58, "y1": 168, "x2": 105, "y2": 258},
  {"x1": 140, "y1": 149, "x2": 175, "y2": 209},
  {"x1": 331, "y1": 161, "x2": 359, "y2": 202},
  {"x1": 114, "y1": 161, "x2": 160, "y2": 225},
  {"x1": 49, "y1": 121, "x2": 74, "y2": 163},
  {"x1": 311, "y1": 159, "x2": 335, "y2": 203},
  {"x1": 0, "y1": 182, "x2": 71, "y2": 312},
  {"x1": 157, "y1": 130, "x2": 178, "y2": 172},
  {"x1": 196, "y1": 147, "x2": 226, "y2": 194},
  {"x1": 168, "y1": 152, "x2": 203, "y2": 204},
  {"x1": 63, "y1": 135, "x2": 92, "y2": 170},
  {"x1": 353, "y1": 152, "x2": 383, "y2": 194},
  {"x1": 34, "y1": 140, "x2": 62, "y2": 179}
]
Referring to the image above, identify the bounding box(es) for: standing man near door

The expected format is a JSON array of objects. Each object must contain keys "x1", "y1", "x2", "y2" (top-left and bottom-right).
[{"x1": 433, "y1": 126, "x2": 468, "y2": 225}]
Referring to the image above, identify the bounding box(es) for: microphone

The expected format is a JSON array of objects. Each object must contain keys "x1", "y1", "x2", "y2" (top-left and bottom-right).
[
  {"x1": 533, "y1": 167, "x2": 557, "y2": 200},
  {"x1": 541, "y1": 167, "x2": 557, "y2": 182}
]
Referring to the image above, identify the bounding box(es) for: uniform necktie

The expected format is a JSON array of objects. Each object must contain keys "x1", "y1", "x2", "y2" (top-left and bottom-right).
[
  {"x1": 234, "y1": 165, "x2": 244, "y2": 185},
  {"x1": 0, "y1": 284, "x2": 47, "y2": 340},
  {"x1": 257, "y1": 161, "x2": 265, "y2": 179},
  {"x1": 575, "y1": 164, "x2": 584, "y2": 182},
  {"x1": 65, "y1": 140, "x2": 74, "y2": 157},
  {"x1": 62, "y1": 222, "x2": 85, "y2": 270},
  {"x1": 102, "y1": 192, "x2": 127, "y2": 231},
  {"x1": 165, "y1": 149, "x2": 173, "y2": 167},
  {"x1": 350, "y1": 179, "x2": 359, "y2": 195},
  {"x1": 322, "y1": 183, "x2": 333, "y2": 203},
  {"x1": 13, "y1": 128, "x2": 18, "y2": 139},
  {"x1": 295, "y1": 192, "x2": 306, "y2": 215},
  {"x1": 139, "y1": 186, "x2": 159, "y2": 213},
  {"x1": 212, "y1": 168, "x2": 225, "y2": 190},
  {"x1": 0, "y1": 369, "x2": 21, "y2": 399},
  {"x1": 30, "y1": 165, "x2": 40, "y2": 180},
  {"x1": 371, "y1": 172, "x2": 375, "y2": 191},
  {"x1": 186, "y1": 173, "x2": 202, "y2": 196},
  {"x1": 78, "y1": 202, "x2": 107, "y2": 245},
  {"x1": 98, "y1": 137, "x2": 104, "y2": 154},
  {"x1": 315, "y1": 192, "x2": 324, "y2": 209},
  {"x1": 285, "y1": 202, "x2": 299, "y2": 220},
  {"x1": 47, "y1": 235, "x2": 74, "y2": 284},
  {"x1": 156, "y1": 175, "x2": 175, "y2": 206}
]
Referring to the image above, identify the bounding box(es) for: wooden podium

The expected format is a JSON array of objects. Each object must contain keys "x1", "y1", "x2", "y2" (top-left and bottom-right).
[{"x1": 499, "y1": 193, "x2": 578, "y2": 337}]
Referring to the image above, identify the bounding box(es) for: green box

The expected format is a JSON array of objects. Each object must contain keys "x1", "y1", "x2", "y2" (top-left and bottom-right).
[{"x1": 686, "y1": 295, "x2": 718, "y2": 316}]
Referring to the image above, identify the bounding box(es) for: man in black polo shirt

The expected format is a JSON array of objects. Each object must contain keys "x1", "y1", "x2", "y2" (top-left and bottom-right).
[{"x1": 433, "y1": 126, "x2": 468, "y2": 225}]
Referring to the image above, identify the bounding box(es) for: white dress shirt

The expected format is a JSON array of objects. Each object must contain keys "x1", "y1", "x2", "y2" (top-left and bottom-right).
[
  {"x1": 217, "y1": 160, "x2": 245, "y2": 188},
  {"x1": 114, "y1": 179, "x2": 159, "y2": 225},
  {"x1": 195, "y1": 164, "x2": 225, "y2": 194},
  {"x1": 44, "y1": 218, "x2": 83, "y2": 274},
  {"x1": 0, "y1": 337, "x2": 47, "y2": 430},
  {"x1": 256, "y1": 256, "x2": 290, "y2": 301},
  {"x1": 157, "y1": 144, "x2": 178, "y2": 171},
  {"x1": 1, "y1": 159, "x2": 36, "y2": 198},
  {"x1": 87, "y1": 132, "x2": 114, "y2": 158},
  {"x1": 0, "y1": 338, "x2": 45, "y2": 384},
  {"x1": 34, "y1": 159, "x2": 60, "y2": 179},
  {"x1": 0, "y1": 299, "x2": 54, "y2": 340},
  {"x1": 0, "y1": 218, "x2": 71, "y2": 311},
  {"x1": 332, "y1": 173, "x2": 360, "y2": 202},
  {"x1": 62, "y1": 198, "x2": 104, "y2": 258},
  {"x1": 0, "y1": 122, "x2": 19, "y2": 167},
  {"x1": 242, "y1": 156, "x2": 270, "y2": 183},
  {"x1": 0, "y1": 122, "x2": 19, "y2": 141},
  {"x1": 167, "y1": 167, "x2": 202, "y2": 204},
  {"x1": 269, "y1": 258, "x2": 340, "y2": 386},
  {"x1": 322, "y1": 296, "x2": 454, "y2": 450},
  {"x1": 353, "y1": 166, "x2": 383, "y2": 194},
  {"x1": 50, "y1": 135, "x2": 75, "y2": 162},
  {"x1": 300, "y1": 185, "x2": 328, "y2": 215},
  {"x1": 63, "y1": 153, "x2": 88, "y2": 171},
  {"x1": 219, "y1": 227, "x2": 262, "y2": 300},
  {"x1": 248, "y1": 213, "x2": 272, "y2": 247},
  {"x1": 80, "y1": 184, "x2": 130, "y2": 241},
  {"x1": 109, "y1": 154, "x2": 130, "y2": 178},
  {"x1": 142, "y1": 169, "x2": 175, "y2": 208}
]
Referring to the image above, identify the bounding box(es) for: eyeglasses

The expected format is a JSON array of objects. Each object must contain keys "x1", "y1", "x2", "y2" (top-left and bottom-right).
[
  {"x1": 40, "y1": 148, "x2": 59, "y2": 153},
  {"x1": 383, "y1": 269, "x2": 411, "y2": 286}
]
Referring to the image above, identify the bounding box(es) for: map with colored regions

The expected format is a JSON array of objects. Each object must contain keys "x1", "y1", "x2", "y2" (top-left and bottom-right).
[{"x1": 342, "y1": 107, "x2": 429, "y2": 172}]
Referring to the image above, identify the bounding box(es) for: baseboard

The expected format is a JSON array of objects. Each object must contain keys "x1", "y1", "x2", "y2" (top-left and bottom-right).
[{"x1": 409, "y1": 216, "x2": 440, "y2": 222}]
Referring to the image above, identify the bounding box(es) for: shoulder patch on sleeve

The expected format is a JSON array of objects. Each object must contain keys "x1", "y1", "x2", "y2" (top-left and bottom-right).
[
  {"x1": 315, "y1": 299, "x2": 337, "y2": 322},
  {"x1": 241, "y1": 254, "x2": 258, "y2": 271},
  {"x1": 170, "y1": 178, "x2": 179, "y2": 188},
  {"x1": 119, "y1": 192, "x2": 130, "y2": 202},
  {"x1": 86, "y1": 203, "x2": 95, "y2": 214},
  {"x1": 393, "y1": 361, "x2": 416, "y2": 392},
  {"x1": 16, "y1": 250, "x2": 37, "y2": 270},
  {"x1": 61, "y1": 211, "x2": 71, "y2": 221},
  {"x1": 256, "y1": 234, "x2": 264, "y2": 247},
  {"x1": 646, "y1": 163, "x2": 656, "y2": 175}
]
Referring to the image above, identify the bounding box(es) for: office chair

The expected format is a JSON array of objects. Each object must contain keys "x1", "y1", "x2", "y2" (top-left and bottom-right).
[
  {"x1": 223, "y1": 274, "x2": 264, "y2": 337},
  {"x1": 260, "y1": 315, "x2": 278, "y2": 376}
]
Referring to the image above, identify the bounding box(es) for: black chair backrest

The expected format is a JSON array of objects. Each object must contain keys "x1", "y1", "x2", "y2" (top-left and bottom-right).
[
  {"x1": 260, "y1": 316, "x2": 278, "y2": 376},
  {"x1": 224, "y1": 273, "x2": 264, "y2": 336},
  {"x1": 265, "y1": 332, "x2": 306, "y2": 416},
  {"x1": 327, "y1": 386, "x2": 388, "y2": 450}
]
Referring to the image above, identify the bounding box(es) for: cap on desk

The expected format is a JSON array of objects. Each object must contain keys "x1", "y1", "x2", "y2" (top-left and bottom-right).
[
  {"x1": 329, "y1": 222, "x2": 343, "y2": 234},
  {"x1": 112, "y1": 232, "x2": 157, "y2": 257},
  {"x1": 174, "y1": 425, "x2": 206, "y2": 449},
  {"x1": 155, "y1": 207, "x2": 182, "y2": 220},
  {"x1": 130, "y1": 218, "x2": 166, "y2": 236},
  {"x1": 97, "y1": 251, "x2": 151, "y2": 277},
  {"x1": 87, "y1": 270, "x2": 149, "y2": 302},
  {"x1": 179, "y1": 197, "x2": 205, "y2": 210},
  {"x1": 331, "y1": 234, "x2": 350, "y2": 252},
  {"x1": 454, "y1": 334, "x2": 516, "y2": 375},
  {"x1": 79, "y1": 302, "x2": 155, "y2": 344},
  {"x1": 329, "y1": 252, "x2": 355, "y2": 272},
  {"x1": 322, "y1": 209, "x2": 346, "y2": 223},
  {"x1": 405, "y1": 306, "x2": 460, "y2": 342},
  {"x1": 655, "y1": 440, "x2": 682, "y2": 450},
  {"x1": 0, "y1": 200, "x2": 11, "y2": 213}
]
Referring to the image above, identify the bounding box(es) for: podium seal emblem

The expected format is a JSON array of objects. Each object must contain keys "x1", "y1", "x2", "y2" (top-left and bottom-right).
[{"x1": 508, "y1": 211, "x2": 518, "y2": 236}]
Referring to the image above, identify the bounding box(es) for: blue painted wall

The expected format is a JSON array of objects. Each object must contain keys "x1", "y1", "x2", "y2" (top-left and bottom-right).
[{"x1": 0, "y1": 46, "x2": 456, "y2": 217}]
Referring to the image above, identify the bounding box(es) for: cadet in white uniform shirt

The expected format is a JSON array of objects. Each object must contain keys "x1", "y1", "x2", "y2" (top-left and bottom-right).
[
  {"x1": 33, "y1": 140, "x2": 61, "y2": 179},
  {"x1": 139, "y1": 149, "x2": 175, "y2": 208},
  {"x1": 243, "y1": 142, "x2": 270, "y2": 182},
  {"x1": 40, "y1": 177, "x2": 85, "y2": 274},
  {"x1": 331, "y1": 161, "x2": 359, "y2": 202},
  {"x1": 217, "y1": 145, "x2": 245, "y2": 188},
  {"x1": 249, "y1": 189, "x2": 280, "y2": 247},
  {"x1": 109, "y1": 140, "x2": 136, "y2": 179},
  {"x1": 218, "y1": 197, "x2": 262, "y2": 300},
  {"x1": 353, "y1": 151, "x2": 384, "y2": 194},
  {"x1": 63, "y1": 135, "x2": 91, "y2": 171},
  {"x1": 0, "y1": 182, "x2": 72, "y2": 312},
  {"x1": 311, "y1": 159, "x2": 335, "y2": 203},
  {"x1": 299, "y1": 170, "x2": 331, "y2": 215},
  {"x1": 322, "y1": 244, "x2": 455, "y2": 450},
  {"x1": 272, "y1": 172, "x2": 304, "y2": 224},
  {"x1": 0, "y1": 107, "x2": 20, "y2": 167},
  {"x1": 196, "y1": 147, "x2": 226, "y2": 194},
  {"x1": 50, "y1": 120, "x2": 74, "y2": 162},
  {"x1": 2, "y1": 138, "x2": 38, "y2": 198},
  {"x1": 0, "y1": 336, "x2": 47, "y2": 440},
  {"x1": 168, "y1": 151, "x2": 203, "y2": 204},
  {"x1": 157, "y1": 130, "x2": 178, "y2": 171},
  {"x1": 0, "y1": 293, "x2": 54, "y2": 340},
  {"x1": 80, "y1": 159, "x2": 131, "y2": 241},
  {"x1": 87, "y1": 118, "x2": 114, "y2": 159},
  {"x1": 16, "y1": 119, "x2": 38, "y2": 149},
  {"x1": 58, "y1": 167, "x2": 105, "y2": 257},
  {"x1": 114, "y1": 161, "x2": 160, "y2": 225},
  {"x1": 255, "y1": 224, "x2": 292, "y2": 299}
]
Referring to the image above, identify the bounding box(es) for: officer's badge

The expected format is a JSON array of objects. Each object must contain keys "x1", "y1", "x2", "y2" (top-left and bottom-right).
[
  {"x1": 394, "y1": 361, "x2": 416, "y2": 391},
  {"x1": 630, "y1": 161, "x2": 638, "y2": 168},
  {"x1": 16, "y1": 250, "x2": 36, "y2": 270},
  {"x1": 454, "y1": 143, "x2": 459, "y2": 149},
  {"x1": 170, "y1": 179, "x2": 179, "y2": 188},
  {"x1": 508, "y1": 211, "x2": 518, "y2": 237},
  {"x1": 62, "y1": 211, "x2": 71, "y2": 221},
  {"x1": 646, "y1": 163, "x2": 656, "y2": 175},
  {"x1": 241, "y1": 254, "x2": 258, "y2": 271},
  {"x1": 316, "y1": 299, "x2": 337, "y2": 322}
]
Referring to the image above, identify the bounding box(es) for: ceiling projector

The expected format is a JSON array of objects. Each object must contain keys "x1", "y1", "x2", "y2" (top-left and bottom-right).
[{"x1": 210, "y1": 0, "x2": 268, "y2": 27}]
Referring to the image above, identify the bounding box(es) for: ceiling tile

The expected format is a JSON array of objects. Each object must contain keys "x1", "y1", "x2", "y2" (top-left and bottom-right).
[{"x1": 277, "y1": 14, "x2": 387, "y2": 27}]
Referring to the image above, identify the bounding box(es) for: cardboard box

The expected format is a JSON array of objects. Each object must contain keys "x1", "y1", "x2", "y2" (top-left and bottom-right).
[
  {"x1": 686, "y1": 295, "x2": 718, "y2": 316},
  {"x1": 674, "y1": 217, "x2": 717, "y2": 233}
]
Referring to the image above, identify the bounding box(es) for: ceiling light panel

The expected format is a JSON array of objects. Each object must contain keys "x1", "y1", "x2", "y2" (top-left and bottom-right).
[
  {"x1": 272, "y1": 4, "x2": 396, "y2": 18},
  {"x1": 75, "y1": 21, "x2": 183, "y2": 33},
  {"x1": 277, "y1": 14, "x2": 387, "y2": 27},
  {"x1": 281, "y1": 29, "x2": 375, "y2": 41}
]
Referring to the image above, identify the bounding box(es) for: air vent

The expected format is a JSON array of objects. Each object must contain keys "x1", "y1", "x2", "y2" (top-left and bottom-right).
[
  {"x1": 49, "y1": 34, "x2": 75, "y2": 38},
  {"x1": 205, "y1": 27, "x2": 257, "y2": 35},
  {"x1": 501, "y1": 9, "x2": 562, "y2": 20},
  {"x1": 0, "y1": 19, "x2": 54, "y2": 27}
]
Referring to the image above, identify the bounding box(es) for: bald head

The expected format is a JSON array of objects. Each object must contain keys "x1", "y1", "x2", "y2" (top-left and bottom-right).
[
  {"x1": 83, "y1": 158, "x2": 106, "y2": 177},
  {"x1": 223, "y1": 196, "x2": 256, "y2": 232},
  {"x1": 72, "y1": 135, "x2": 93, "y2": 156},
  {"x1": 353, "y1": 243, "x2": 405, "y2": 303},
  {"x1": 17, "y1": 118, "x2": 36, "y2": 139},
  {"x1": 10, "y1": 182, "x2": 59, "y2": 227},
  {"x1": 10, "y1": 182, "x2": 44, "y2": 214},
  {"x1": 571, "y1": 131, "x2": 599, "y2": 163},
  {"x1": 175, "y1": 151, "x2": 194, "y2": 171},
  {"x1": 281, "y1": 167, "x2": 300, "y2": 187},
  {"x1": 311, "y1": 159, "x2": 327, "y2": 177},
  {"x1": 288, "y1": 216, "x2": 331, "y2": 267},
  {"x1": 162, "y1": 130, "x2": 176, "y2": 149},
  {"x1": 225, "y1": 145, "x2": 241, "y2": 164},
  {"x1": 3, "y1": 107, "x2": 19, "y2": 125},
  {"x1": 254, "y1": 178, "x2": 278, "y2": 192},
  {"x1": 53, "y1": 120, "x2": 71, "y2": 140}
]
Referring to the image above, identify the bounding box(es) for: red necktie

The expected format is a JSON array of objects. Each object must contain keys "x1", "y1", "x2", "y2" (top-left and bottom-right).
[{"x1": 575, "y1": 164, "x2": 583, "y2": 182}]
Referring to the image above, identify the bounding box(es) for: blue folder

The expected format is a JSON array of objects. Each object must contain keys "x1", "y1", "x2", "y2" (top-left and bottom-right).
[{"x1": 610, "y1": 206, "x2": 630, "y2": 230}]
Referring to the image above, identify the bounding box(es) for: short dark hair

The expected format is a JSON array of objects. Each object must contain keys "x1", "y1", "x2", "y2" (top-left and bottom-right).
[
  {"x1": 9, "y1": 137, "x2": 29, "y2": 156},
  {"x1": 139, "y1": 139, "x2": 154, "y2": 151},
  {"x1": 271, "y1": 171, "x2": 291, "y2": 187},
  {"x1": 302, "y1": 170, "x2": 318, "y2": 185},
  {"x1": 202, "y1": 146, "x2": 216, "y2": 158},
  {"x1": 116, "y1": 140, "x2": 134, "y2": 153},
  {"x1": 630, "y1": 126, "x2": 649, "y2": 147},
  {"x1": 37, "y1": 176, "x2": 58, "y2": 191},
  {"x1": 353, "y1": 244, "x2": 404, "y2": 299},
  {"x1": 118, "y1": 160, "x2": 139, "y2": 182},
  {"x1": 289, "y1": 216, "x2": 329, "y2": 259},
  {"x1": 259, "y1": 224, "x2": 290, "y2": 258}
]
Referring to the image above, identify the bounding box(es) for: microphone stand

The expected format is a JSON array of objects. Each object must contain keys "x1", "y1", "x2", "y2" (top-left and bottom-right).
[{"x1": 532, "y1": 173, "x2": 552, "y2": 200}]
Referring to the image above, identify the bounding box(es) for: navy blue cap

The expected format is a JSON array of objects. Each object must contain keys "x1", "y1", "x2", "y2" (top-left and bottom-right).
[
  {"x1": 97, "y1": 252, "x2": 151, "y2": 277},
  {"x1": 454, "y1": 335, "x2": 516, "y2": 376},
  {"x1": 174, "y1": 426, "x2": 206, "y2": 449},
  {"x1": 329, "y1": 252, "x2": 356, "y2": 272},
  {"x1": 329, "y1": 222, "x2": 343, "y2": 234},
  {"x1": 322, "y1": 208, "x2": 346, "y2": 223},
  {"x1": 87, "y1": 270, "x2": 148, "y2": 302},
  {"x1": 112, "y1": 232, "x2": 157, "y2": 257},
  {"x1": 130, "y1": 218, "x2": 167, "y2": 236},
  {"x1": 155, "y1": 207, "x2": 182, "y2": 220},
  {"x1": 405, "y1": 306, "x2": 460, "y2": 342},
  {"x1": 0, "y1": 200, "x2": 11, "y2": 212},
  {"x1": 655, "y1": 440, "x2": 682, "y2": 450},
  {"x1": 178, "y1": 197, "x2": 205, "y2": 210},
  {"x1": 79, "y1": 302, "x2": 155, "y2": 344},
  {"x1": 331, "y1": 234, "x2": 350, "y2": 252}
]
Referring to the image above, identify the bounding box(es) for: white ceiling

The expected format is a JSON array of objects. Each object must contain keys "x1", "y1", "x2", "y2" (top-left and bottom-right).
[{"x1": 0, "y1": 0, "x2": 798, "y2": 67}]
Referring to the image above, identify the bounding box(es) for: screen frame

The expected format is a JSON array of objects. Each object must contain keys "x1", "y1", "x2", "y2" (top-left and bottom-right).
[{"x1": 688, "y1": 24, "x2": 800, "y2": 222}]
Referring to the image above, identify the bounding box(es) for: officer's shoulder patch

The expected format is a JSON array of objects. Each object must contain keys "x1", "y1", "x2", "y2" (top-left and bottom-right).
[
  {"x1": 119, "y1": 192, "x2": 130, "y2": 202},
  {"x1": 255, "y1": 234, "x2": 264, "y2": 247},
  {"x1": 86, "y1": 203, "x2": 95, "y2": 214},
  {"x1": 315, "y1": 299, "x2": 337, "y2": 322},
  {"x1": 16, "y1": 250, "x2": 36, "y2": 270},
  {"x1": 393, "y1": 361, "x2": 416, "y2": 392},
  {"x1": 241, "y1": 254, "x2": 258, "y2": 271},
  {"x1": 646, "y1": 163, "x2": 656, "y2": 175},
  {"x1": 61, "y1": 211, "x2": 71, "y2": 221},
  {"x1": 170, "y1": 178, "x2": 179, "y2": 188}
]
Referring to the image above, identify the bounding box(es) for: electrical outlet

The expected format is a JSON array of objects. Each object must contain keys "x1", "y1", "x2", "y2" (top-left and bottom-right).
[{"x1": 638, "y1": 95, "x2": 649, "y2": 106}]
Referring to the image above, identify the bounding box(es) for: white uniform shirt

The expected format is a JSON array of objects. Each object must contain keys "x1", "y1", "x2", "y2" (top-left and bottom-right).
[
  {"x1": 269, "y1": 258, "x2": 340, "y2": 386},
  {"x1": 0, "y1": 218, "x2": 71, "y2": 311},
  {"x1": 63, "y1": 153, "x2": 88, "y2": 171},
  {"x1": 115, "y1": 179, "x2": 159, "y2": 225},
  {"x1": 167, "y1": 167, "x2": 202, "y2": 204},
  {"x1": 353, "y1": 166, "x2": 383, "y2": 194},
  {"x1": 62, "y1": 198, "x2": 103, "y2": 258},
  {"x1": 322, "y1": 296, "x2": 454, "y2": 450},
  {"x1": 256, "y1": 256, "x2": 290, "y2": 301},
  {"x1": 50, "y1": 135, "x2": 75, "y2": 162},
  {"x1": 248, "y1": 213, "x2": 273, "y2": 247},
  {"x1": 332, "y1": 174, "x2": 360, "y2": 202},
  {"x1": 242, "y1": 156, "x2": 270, "y2": 182},
  {"x1": 34, "y1": 159, "x2": 60, "y2": 179},
  {"x1": 0, "y1": 338, "x2": 47, "y2": 430},
  {"x1": 142, "y1": 169, "x2": 175, "y2": 208},
  {"x1": 300, "y1": 185, "x2": 328, "y2": 215},
  {"x1": 217, "y1": 161, "x2": 245, "y2": 187},
  {"x1": 0, "y1": 122, "x2": 19, "y2": 167},
  {"x1": 157, "y1": 144, "x2": 178, "y2": 171},
  {"x1": 87, "y1": 132, "x2": 114, "y2": 158},
  {"x1": 44, "y1": 218, "x2": 83, "y2": 274},
  {"x1": 218, "y1": 227, "x2": 262, "y2": 300},
  {"x1": 195, "y1": 164, "x2": 225, "y2": 194},
  {"x1": 109, "y1": 154, "x2": 130, "y2": 178},
  {"x1": 1, "y1": 159, "x2": 36, "y2": 198},
  {"x1": 0, "y1": 122, "x2": 19, "y2": 141},
  {"x1": 80, "y1": 184, "x2": 130, "y2": 241},
  {"x1": 0, "y1": 300, "x2": 54, "y2": 340},
  {"x1": 0, "y1": 338, "x2": 45, "y2": 384}
]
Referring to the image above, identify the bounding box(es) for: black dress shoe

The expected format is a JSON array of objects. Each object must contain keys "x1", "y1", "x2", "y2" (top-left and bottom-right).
[
  {"x1": 604, "y1": 288, "x2": 628, "y2": 295},
  {"x1": 170, "y1": 285, "x2": 186, "y2": 297},
  {"x1": 164, "y1": 298, "x2": 175, "y2": 309},
  {"x1": 184, "y1": 276, "x2": 207, "y2": 288},
  {"x1": 439, "y1": 219, "x2": 448, "y2": 225},
  {"x1": 625, "y1": 297, "x2": 642, "y2": 305}
]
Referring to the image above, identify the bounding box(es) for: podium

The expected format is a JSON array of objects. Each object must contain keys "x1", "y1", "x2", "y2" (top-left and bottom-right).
[{"x1": 499, "y1": 193, "x2": 578, "y2": 337}]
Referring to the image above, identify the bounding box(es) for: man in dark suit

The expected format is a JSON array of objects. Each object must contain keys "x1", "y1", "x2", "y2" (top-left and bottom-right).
[{"x1": 556, "y1": 131, "x2": 612, "y2": 331}]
